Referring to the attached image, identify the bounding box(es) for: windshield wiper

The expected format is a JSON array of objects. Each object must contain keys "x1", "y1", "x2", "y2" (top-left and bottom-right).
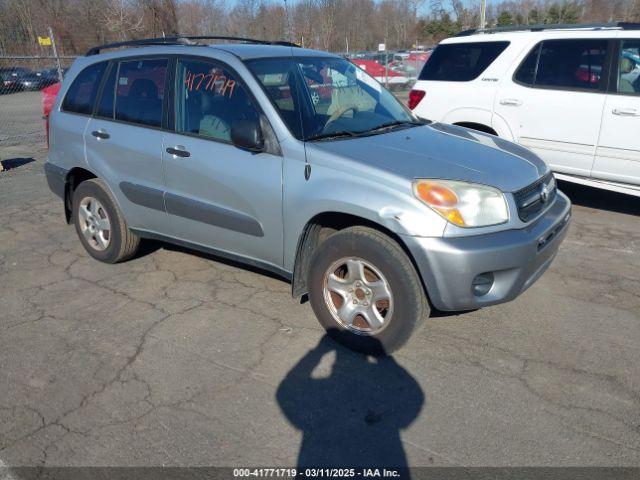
[
  {"x1": 306, "y1": 130, "x2": 360, "y2": 142},
  {"x1": 363, "y1": 120, "x2": 425, "y2": 135},
  {"x1": 306, "y1": 119, "x2": 427, "y2": 142}
]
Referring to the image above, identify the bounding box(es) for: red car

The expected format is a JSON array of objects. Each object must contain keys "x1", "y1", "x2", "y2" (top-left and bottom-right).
[
  {"x1": 350, "y1": 59, "x2": 410, "y2": 90},
  {"x1": 42, "y1": 82, "x2": 61, "y2": 147}
]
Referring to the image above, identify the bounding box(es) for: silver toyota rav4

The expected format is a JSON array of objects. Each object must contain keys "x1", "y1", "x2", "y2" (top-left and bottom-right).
[{"x1": 45, "y1": 37, "x2": 571, "y2": 354}]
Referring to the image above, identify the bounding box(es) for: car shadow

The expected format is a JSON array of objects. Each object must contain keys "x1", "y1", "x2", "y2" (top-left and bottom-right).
[
  {"x1": 0, "y1": 157, "x2": 35, "y2": 171},
  {"x1": 135, "y1": 239, "x2": 289, "y2": 283},
  {"x1": 558, "y1": 180, "x2": 640, "y2": 216},
  {"x1": 276, "y1": 332, "x2": 424, "y2": 473}
]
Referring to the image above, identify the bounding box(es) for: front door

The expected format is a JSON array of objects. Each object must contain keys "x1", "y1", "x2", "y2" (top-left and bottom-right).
[
  {"x1": 162, "y1": 57, "x2": 284, "y2": 268},
  {"x1": 594, "y1": 38, "x2": 640, "y2": 186},
  {"x1": 494, "y1": 38, "x2": 609, "y2": 176}
]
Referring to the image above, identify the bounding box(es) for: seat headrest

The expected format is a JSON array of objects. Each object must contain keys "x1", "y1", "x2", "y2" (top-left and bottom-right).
[{"x1": 129, "y1": 78, "x2": 158, "y2": 99}]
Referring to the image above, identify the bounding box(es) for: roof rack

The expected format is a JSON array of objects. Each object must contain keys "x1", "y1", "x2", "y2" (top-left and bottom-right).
[
  {"x1": 455, "y1": 22, "x2": 640, "y2": 37},
  {"x1": 86, "y1": 36, "x2": 299, "y2": 56}
]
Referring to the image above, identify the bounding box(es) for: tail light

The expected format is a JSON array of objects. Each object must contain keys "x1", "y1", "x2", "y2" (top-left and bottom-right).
[{"x1": 408, "y1": 89, "x2": 426, "y2": 110}]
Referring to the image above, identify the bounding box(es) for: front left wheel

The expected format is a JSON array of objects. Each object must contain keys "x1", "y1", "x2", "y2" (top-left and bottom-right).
[
  {"x1": 72, "y1": 178, "x2": 140, "y2": 263},
  {"x1": 308, "y1": 226, "x2": 429, "y2": 355}
]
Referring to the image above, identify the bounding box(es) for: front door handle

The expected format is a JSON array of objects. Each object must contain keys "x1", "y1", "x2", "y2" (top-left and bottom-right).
[
  {"x1": 612, "y1": 107, "x2": 640, "y2": 116},
  {"x1": 500, "y1": 98, "x2": 523, "y2": 106},
  {"x1": 91, "y1": 130, "x2": 110, "y2": 140},
  {"x1": 166, "y1": 146, "x2": 191, "y2": 158}
]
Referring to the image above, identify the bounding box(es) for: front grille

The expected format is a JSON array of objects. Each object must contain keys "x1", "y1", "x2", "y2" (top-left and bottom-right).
[{"x1": 514, "y1": 172, "x2": 557, "y2": 222}]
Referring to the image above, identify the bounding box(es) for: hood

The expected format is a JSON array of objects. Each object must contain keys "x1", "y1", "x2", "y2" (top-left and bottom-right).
[{"x1": 310, "y1": 122, "x2": 549, "y2": 192}]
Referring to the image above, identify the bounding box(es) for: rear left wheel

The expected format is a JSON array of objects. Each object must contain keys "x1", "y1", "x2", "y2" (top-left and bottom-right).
[{"x1": 72, "y1": 178, "x2": 140, "y2": 263}]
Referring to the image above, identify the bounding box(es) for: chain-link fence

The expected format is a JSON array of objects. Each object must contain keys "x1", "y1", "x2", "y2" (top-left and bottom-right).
[{"x1": 0, "y1": 56, "x2": 77, "y2": 155}]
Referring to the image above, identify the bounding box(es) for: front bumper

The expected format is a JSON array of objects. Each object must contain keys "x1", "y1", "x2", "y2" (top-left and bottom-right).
[{"x1": 404, "y1": 191, "x2": 572, "y2": 312}]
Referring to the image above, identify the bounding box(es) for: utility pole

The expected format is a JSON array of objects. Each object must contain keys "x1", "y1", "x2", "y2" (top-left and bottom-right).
[
  {"x1": 283, "y1": 0, "x2": 293, "y2": 43},
  {"x1": 48, "y1": 26, "x2": 63, "y2": 83},
  {"x1": 480, "y1": 0, "x2": 487, "y2": 29}
]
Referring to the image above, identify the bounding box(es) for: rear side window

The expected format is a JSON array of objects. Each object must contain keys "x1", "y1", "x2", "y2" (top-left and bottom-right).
[
  {"x1": 62, "y1": 62, "x2": 107, "y2": 115},
  {"x1": 515, "y1": 39, "x2": 608, "y2": 91},
  {"x1": 419, "y1": 41, "x2": 509, "y2": 82},
  {"x1": 115, "y1": 58, "x2": 167, "y2": 128}
]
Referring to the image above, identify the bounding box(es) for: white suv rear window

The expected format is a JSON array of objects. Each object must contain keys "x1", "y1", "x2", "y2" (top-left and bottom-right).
[{"x1": 419, "y1": 41, "x2": 509, "y2": 82}]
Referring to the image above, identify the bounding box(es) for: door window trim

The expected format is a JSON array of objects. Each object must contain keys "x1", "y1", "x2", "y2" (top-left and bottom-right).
[
  {"x1": 511, "y1": 38, "x2": 614, "y2": 94},
  {"x1": 92, "y1": 60, "x2": 117, "y2": 118}
]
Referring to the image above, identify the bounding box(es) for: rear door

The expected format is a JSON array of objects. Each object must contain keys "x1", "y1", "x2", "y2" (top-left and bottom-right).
[
  {"x1": 161, "y1": 56, "x2": 284, "y2": 268},
  {"x1": 85, "y1": 57, "x2": 169, "y2": 233},
  {"x1": 594, "y1": 37, "x2": 640, "y2": 186},
  {"x1": 494, "y1": 38, "x2": 610, "y2": 176}
]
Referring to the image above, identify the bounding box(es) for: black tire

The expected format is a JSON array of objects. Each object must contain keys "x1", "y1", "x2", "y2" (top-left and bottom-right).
[
  {"x1": 72, "y1": 178, "x2": 140, "y2": 263},
  {"x1": 308, "y1": 226, "x2": 429, "y2": 355}
]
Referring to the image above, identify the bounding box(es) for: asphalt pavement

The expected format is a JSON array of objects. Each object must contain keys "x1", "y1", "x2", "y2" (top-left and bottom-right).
[{"x1": 0, "y1": 91, "x2": 639, "y2": 468}]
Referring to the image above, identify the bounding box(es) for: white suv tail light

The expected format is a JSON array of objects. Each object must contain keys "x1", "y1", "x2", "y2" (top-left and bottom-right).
[{"x1": 408, "y1": 89, "x2": 425, "y2": 110}]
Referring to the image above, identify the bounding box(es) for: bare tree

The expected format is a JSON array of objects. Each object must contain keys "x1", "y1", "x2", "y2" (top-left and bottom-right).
[{"x1": 104, "y1": 0, "x2": 144, "y2": 41}]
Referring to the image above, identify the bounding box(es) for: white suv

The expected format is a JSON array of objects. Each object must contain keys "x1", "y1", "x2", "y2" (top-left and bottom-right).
[{"x1": 410, "y1": 23, "x2": 640, "y2": 197}]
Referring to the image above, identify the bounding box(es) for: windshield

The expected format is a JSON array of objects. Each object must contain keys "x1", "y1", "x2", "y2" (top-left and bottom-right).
[{"x1": 247, "y1": 56, "x2": 420, "y2": 141}]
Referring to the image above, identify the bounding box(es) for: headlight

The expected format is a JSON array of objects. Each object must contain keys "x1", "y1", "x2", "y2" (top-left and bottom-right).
[{"x1": 413, "y1": 179, "x2": 508, "y2": 228}]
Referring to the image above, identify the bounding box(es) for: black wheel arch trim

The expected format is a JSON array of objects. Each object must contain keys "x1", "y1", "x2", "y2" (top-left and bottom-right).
[
  {"x1": 44, "y1": 162, "x2": 68, "y2": 201},
  {"x1": 290, "y1": 212, "x2": 434, "y2": 310}
]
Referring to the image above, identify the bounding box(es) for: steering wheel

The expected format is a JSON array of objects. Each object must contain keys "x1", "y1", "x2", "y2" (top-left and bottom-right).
[{"x1": 325, "y1": 106, "x2": 358, "y2": 129}]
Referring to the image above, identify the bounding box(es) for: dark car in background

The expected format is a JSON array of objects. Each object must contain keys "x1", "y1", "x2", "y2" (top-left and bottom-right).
[
  {"x1": 36, "y1": 68, "x2": 65, "y2": 87},
  {"x1": 0, "y1": 67, "x2": 30, "y2": 93},
  {"x1": 17, "y1": 71, "x2": 49, "y2": 91},
  {"x1": 0, "y1": 71, "x2": 21, "y2": 93},
  {"x1": 0, "y1": 67, "x2": 62, "y2": 93}
]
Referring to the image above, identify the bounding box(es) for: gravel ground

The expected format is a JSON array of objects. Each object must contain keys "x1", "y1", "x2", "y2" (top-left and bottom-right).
[{"x1": 0, "y1": 90, "x2": 639, "y2": 469}]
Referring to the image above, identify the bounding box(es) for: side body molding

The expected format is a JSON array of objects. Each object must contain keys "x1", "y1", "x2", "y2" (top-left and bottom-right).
[{"x1": 119, "y1": 181, "x2": 264, "y2": 237}]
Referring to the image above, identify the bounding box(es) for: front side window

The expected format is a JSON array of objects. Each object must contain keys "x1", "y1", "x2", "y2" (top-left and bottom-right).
[
  {"x1": 249, "y1": 56, "x2": 420, "y2": 141},
  {"x1": 62, "y1": 61, "x2": 107, "y2": 114},
  {"x1": 115, "y1": 58, "x2": 167, "y2": 127},
  {"x1": 175, "y1": 59, "x2": 260, "y2": 142},
  {"x1": 533, "y1": 39, "x2": 607, "y2": 91},
  {"x1": 419, "y1": 41, "x2": 509, "y2": 82},
  {"x1": 617, "y1": 40, "x2": 640, "y2": 95}
]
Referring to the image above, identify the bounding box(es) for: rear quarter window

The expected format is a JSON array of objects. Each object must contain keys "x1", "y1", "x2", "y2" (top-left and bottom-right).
[
  {"x1": 419, "y1": 41, "x2": 510, "y2": 82},
  {"x1": 62, "y1": 62, "x2": 107, "y2": 115}
]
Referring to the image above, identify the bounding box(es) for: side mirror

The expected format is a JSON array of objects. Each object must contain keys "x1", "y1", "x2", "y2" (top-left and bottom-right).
[{"x1": 230, "y1": 119, "x2": 264, "y2": 153}]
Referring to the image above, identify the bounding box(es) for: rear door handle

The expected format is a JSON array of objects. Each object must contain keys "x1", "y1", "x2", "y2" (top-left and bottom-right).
[
  {"x1": 500, "y1": 98, "x2": 523, "y2": 106},
  {"x1": 166, "y1": 146, "x2": 191, "y2": 158},
  {"x1": 91, "y1": 130, "x2": 110, "y2": 140},
  {"x1": 612, "y1": 107, "x2": 640, "y2": 116}
]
